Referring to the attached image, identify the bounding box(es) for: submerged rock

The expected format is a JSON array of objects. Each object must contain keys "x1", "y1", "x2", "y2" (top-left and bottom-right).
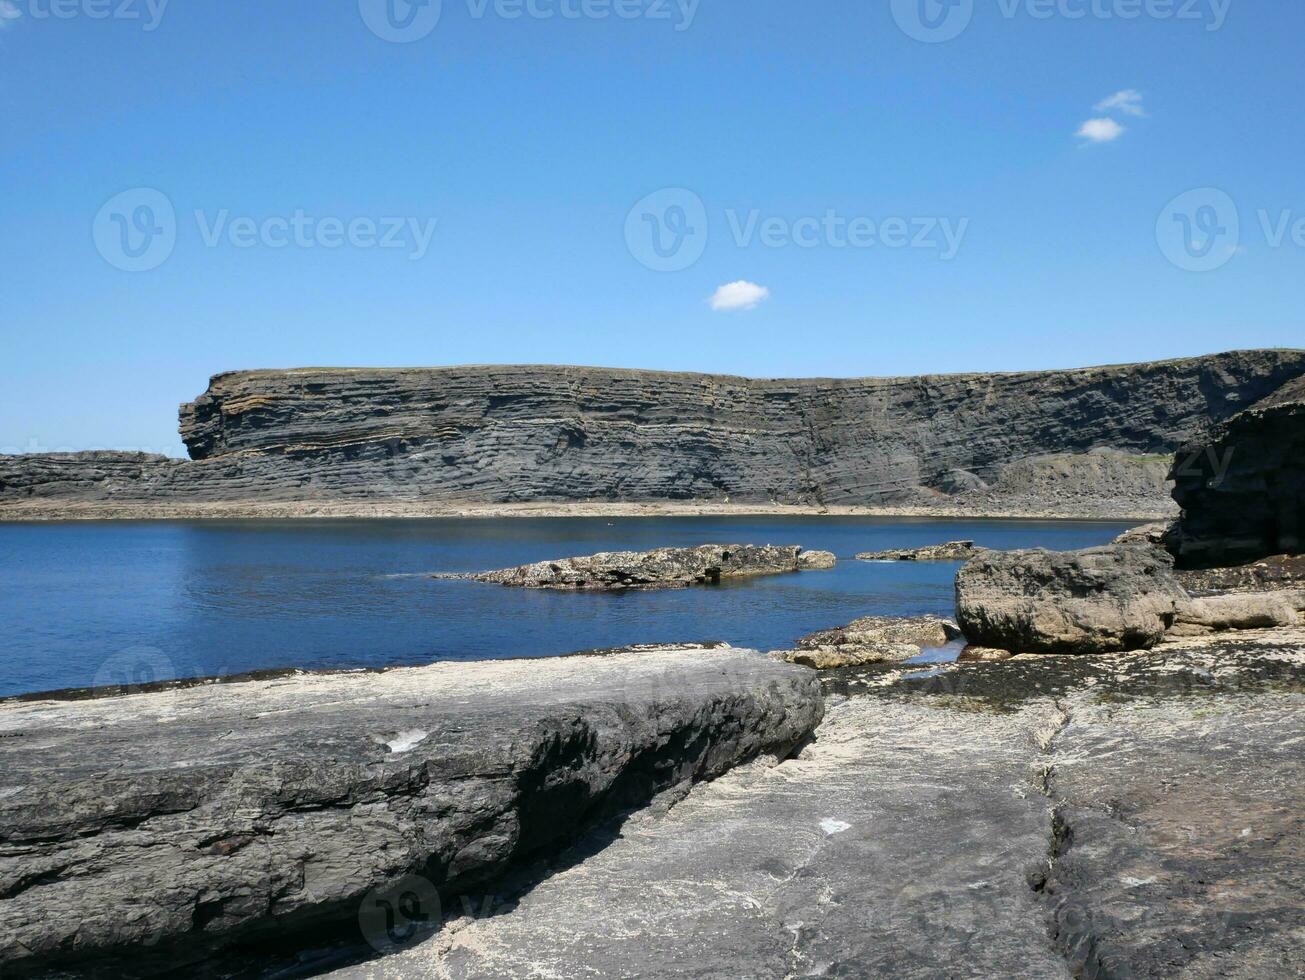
[
  {"x1": 445, "y1": 544, "x2": 830, "y2": 590},
  {"x1": 781, "y1": 615, "x2": 959, "y2": 669},
  {"x1": 856, "y1": 540, "x2": 977, "y2": 562},
  {"x1": 955, "y1": 545, "x2": 1188, "y2": 654},
  {"x1": 0, "y1": 646, "x2": 821, "y2": 977}
]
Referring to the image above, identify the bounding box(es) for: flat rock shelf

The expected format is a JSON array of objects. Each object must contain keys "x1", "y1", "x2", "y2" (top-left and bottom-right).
[{"x1": 0, "y1": 646, "x2": 822, "y2": 978}]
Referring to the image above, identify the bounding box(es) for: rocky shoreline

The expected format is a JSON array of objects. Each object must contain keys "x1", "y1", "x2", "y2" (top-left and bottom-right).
[{"x1": 2, "y1": 354, "x2": 1302, "y2": 977}]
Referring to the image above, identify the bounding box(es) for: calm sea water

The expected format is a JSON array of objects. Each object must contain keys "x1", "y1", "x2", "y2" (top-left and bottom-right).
[{"x1": 0, "y1": 517, "x2": 1133, "y2": 697}]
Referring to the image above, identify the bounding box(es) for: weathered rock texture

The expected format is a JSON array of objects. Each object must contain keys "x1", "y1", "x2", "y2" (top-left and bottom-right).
[
  {"x1": 0, "y1": 647, "x2": 821, "y2": 977},
  {"x1": 955, "y1": 545, "x2": 1189, "y2": 654},
  {"x1": 332, "y1": 630, "x2": 1305, "y2": 980},
  {"x1": 781, "y1": 615, "x2": 960, "y2": 669},
  {"x1": 856, "y1": 540, "x2": 978, "y2": 561},
  {"x1": 2, "y1": 351, "x2": 1302, "y2": 513},
  {"x1": 1169, "y1": 373, "x2": 1305, "y2": 568},
  {"x1": 443, "y1": 544, "x2": 831, "y2": 591},
  {"x1": 1170, "y1": 589, "x2": 1305, "y2": 635}
]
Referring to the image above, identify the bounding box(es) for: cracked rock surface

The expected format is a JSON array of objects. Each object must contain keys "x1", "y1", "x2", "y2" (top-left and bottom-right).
[
  {"x1": 333, "y1": 629, "x2": 1305, "y2": 980},
  {"x1": 0, "y1": 647, "x2": 821, "y2": 978}
]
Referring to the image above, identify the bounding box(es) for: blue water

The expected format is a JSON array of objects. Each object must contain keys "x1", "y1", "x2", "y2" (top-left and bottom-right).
[{"x1": 0, "y1": 517, "x2": 1133, "y2": 697}]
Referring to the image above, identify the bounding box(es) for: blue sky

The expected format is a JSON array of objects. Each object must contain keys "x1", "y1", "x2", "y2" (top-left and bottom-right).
[{"x1": 1, "y1": 0, "x2": 1302, "y2": 456}]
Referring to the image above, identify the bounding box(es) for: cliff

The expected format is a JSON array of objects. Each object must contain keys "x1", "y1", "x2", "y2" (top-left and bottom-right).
[
  {"x1": 2, "y1": 350, "x2": 1304, "y2": 514},
  {"x1": 1169, "y1": 373, "x2": 1305, "y2": 567}
]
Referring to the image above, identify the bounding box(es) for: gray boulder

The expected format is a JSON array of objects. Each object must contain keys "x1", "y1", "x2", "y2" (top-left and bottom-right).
[
  {"x1": 446, "y1": 544, "x2": 828, "y2": 590},
  {"x1": 955, "y1": 545, "x2": 1188, "y2": 654},
  {"x1": 0, "y1": 646, "x2": 821, "y2": 976}
]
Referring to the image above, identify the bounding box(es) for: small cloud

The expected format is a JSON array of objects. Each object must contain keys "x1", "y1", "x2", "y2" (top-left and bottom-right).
[
  {"x1": 1076, "y1": 118, "x2": 1125, "y2": 143},
  {"x1": 0, "y1": 1, "x2": 18, "y2": 26},
  {"x1": 709, "y1": 280, "x2": 770, "y2": 312},
  {"x1": 1095, "y1": 89, "x2": 1146, "y2": 117}
]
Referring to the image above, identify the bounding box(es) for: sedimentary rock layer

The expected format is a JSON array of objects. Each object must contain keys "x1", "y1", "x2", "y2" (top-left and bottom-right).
[
  {"x1": 1170, "y1": 373, "x2": 1305, "y2": 567},
  {"x1": 2, "y1": 350, "x2": 1302, "y2": 510},
  {"x1": 0, "y1": 647, "x2": 821, "y2": 977}
]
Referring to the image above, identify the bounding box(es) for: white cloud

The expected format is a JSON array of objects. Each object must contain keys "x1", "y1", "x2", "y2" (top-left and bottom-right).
[
  {"x1": 1095, "y1": 89, "x2": 1146, "y2": 117},
  {"x1": 709, "y1": 280, "x2": 770, "y2": 312},
  {"x1": 0, "y1": 2, "x2": 19, "y2": 26},
  {"x1": 1076, "y1": 118, "x2": 1125, "y2": 143}
]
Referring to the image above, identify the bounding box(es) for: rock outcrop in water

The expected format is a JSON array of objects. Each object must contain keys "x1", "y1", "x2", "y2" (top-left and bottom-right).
[
  {"x1": 0, "y1": 647, "x2": 821, "y2": 977},
  {"x1": 1169, "y1": 373, "x2": 1305, "y2": 568},
  {"x1": 856, "y1": 540, "x2": 978, "y2": 561},
  {"x1": 779, "y1": 614, "x2": 960, "y2": 668},
  {"x1": 442, "y1": 545, "x2": 835, "y2": 590},
  {"x1": 2, "y1": 350, "x2": 1303, "y2": 515}
]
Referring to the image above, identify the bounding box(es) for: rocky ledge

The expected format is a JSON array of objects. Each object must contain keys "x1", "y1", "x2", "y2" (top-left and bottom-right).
[
  {"x1": 327, "y1": 631, "x2": 1305, "y2": 979},
  {"x1": 0, "y1": 647, "x2": 822, "y2": 977},
  {"x1": 856, "y1": 540, "x2": 978, "y2": 561},
  {"x1": 438, "y1": 544, "x2": 836, "y2": 590},
  {"x1": 780, "y1": 615, "x2": 961, "y2": 669}
]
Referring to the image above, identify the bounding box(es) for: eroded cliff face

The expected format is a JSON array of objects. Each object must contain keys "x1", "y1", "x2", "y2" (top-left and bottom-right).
[
  {"x1": 1169, "y1": 373, "x2": 1305, "y2": 568},
  {"x1": 2, "y1": 350, "x2": 1303, "y2": 509}
]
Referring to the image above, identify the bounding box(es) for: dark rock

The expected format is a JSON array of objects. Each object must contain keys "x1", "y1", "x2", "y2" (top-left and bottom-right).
[
  {"x1": 447, "y1": 544, "x2": 828, "y2": 591},
  {"x1": 1177, "y1": 553, "x2": 1305, "y2": 597},
  {"x1": 955, "y1": 545, "x2": 1189, "y2": 654},
  {"x1": 857, "y1": 540, "x2": 977, "y2": 561},
  {"x1": 3, "y1": 351, "x2": 1303, "y2": 512},
  {"x1": 1169, "y1": 373, "x2": 1305, "y2": 568},
  {"x1": 0, "y1": 647, "x2": 821, "y2": 977}
]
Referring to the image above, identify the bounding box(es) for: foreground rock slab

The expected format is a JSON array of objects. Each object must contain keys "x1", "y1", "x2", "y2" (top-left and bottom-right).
[
  {"x1": 856, "y1": 540, "x2": 978, "y2": 561},
  {"x1": 333, "y1": 630, "x2": 1305, "y2": 980},
  {"x1": 956, "y1": 545, "x2": 1188, "y2": 654},
  {"x1": 781, "y1": 614, "x2": 960, "y2": 669},
  {"x1": 0, "y1": 647, "x2": 821, "y2": 977},
  {"x1": 1044, "y1": 631, "x2": 1305, "y2": 977},
  {"x1": 442, "y1": 544, "x2": 834, "y2": 590},
  {"x1": 335, "y1": 695, "x2": 1069, "y2": 979}
]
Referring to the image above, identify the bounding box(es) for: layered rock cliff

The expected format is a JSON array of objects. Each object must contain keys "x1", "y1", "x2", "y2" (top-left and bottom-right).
[
  {"x1": 2, "y1": 350, "x2": 1303, "y2": 513},
  {"x1": 1169, "y1": 373, "x2": 1305, "y2": 567}
]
